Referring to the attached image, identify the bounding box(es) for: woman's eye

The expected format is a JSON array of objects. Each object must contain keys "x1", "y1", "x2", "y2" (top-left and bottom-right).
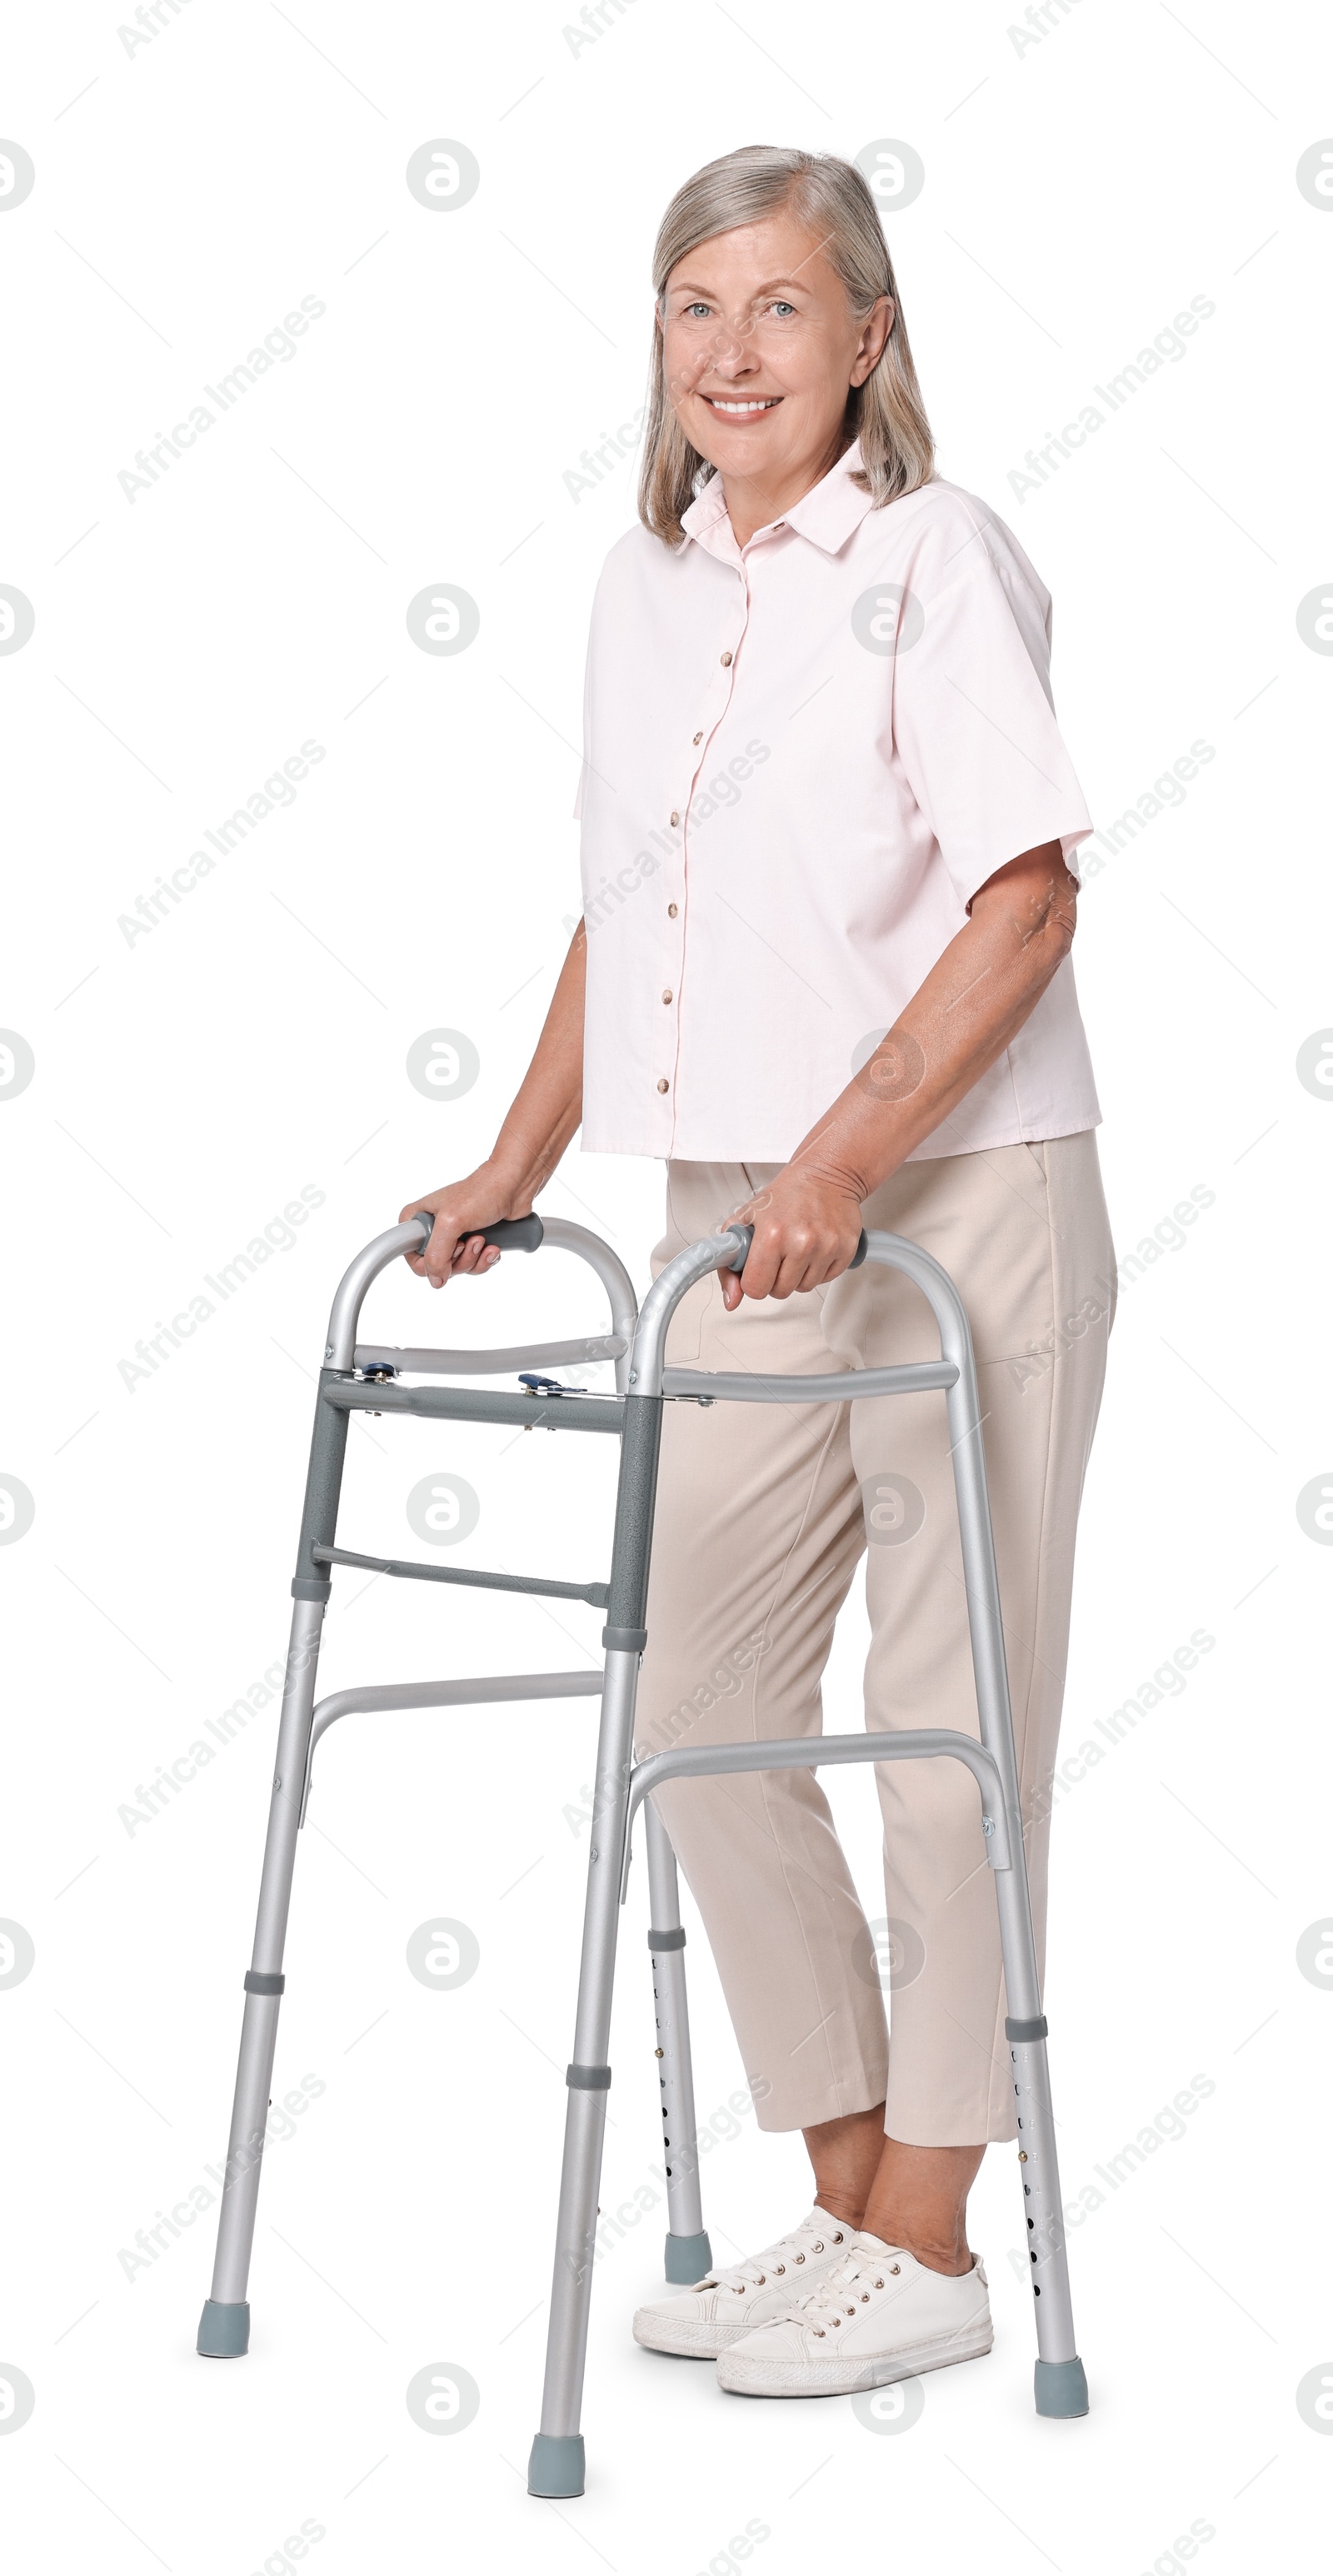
[
  {"x1": 685, "y1": 302, "x2": 711, "y2": 319},
  {"x1": 770, "y1": 301, "x2": 796, "y2": 317}
]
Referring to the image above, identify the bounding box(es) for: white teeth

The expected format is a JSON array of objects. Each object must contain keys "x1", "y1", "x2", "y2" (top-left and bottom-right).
[{"x1": 708, "y1": 398, "x2": 777, "y2": 414}]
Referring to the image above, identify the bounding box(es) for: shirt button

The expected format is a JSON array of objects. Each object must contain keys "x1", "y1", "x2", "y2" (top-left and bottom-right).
[
  {"x1": 692, "y1": 730, "x2": 702, "y2": 745},
  {"x1": 667, "y1": 903, "x2": 678, "y2": 918},
  {"x1": 657, "y1": 1077, "x2": 670, "y2": 1094},
  {"x1": 662, "y1": 989, "x2": 672, "y2": 1004},
  {"x1": 720, "y1": 650, "x2": 732, "y2": 666},
  {"x1": 669, "y1": 810, "x2": 679, "y2": 826}
]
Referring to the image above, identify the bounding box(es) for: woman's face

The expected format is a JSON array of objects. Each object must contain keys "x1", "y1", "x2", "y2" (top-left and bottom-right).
[{"x1": 661, "y1": 207, "x2": 891, "y2": 506}]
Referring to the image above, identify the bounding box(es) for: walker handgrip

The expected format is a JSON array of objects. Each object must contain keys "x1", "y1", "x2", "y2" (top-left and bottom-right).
[
  {"x1": 412, "y1": 1210, "x2": 545, "y2": 1253},
  {"x1": 722, "y1": 1223, "x2": 868, "y2": 1272},
  {"x1": 479, "y1": 1214, "x2": 544, "y2": 1252}
]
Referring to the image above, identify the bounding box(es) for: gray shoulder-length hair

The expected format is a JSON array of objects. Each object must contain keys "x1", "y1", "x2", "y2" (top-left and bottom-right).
[{"x1": 639, "y1": 145, "x2": 935, "y2": 547}]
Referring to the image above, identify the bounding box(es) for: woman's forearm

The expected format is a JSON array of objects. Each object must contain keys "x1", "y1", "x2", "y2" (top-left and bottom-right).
[
  {"x1": 791, "y1": 844, "x2": 1076, "y2": 1199},
  {"x1": 402, "y1": 922, "x2": 587, "y2": 1284},
  {"x1": 488, "y1": 920, "x2": 587, "y2": 1208}
]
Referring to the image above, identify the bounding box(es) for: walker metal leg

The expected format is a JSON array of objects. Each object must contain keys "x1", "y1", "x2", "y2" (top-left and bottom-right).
[
  {"x1": 528, "y1": 1393, "x2": 663, "y2": 2499},
  {"x1": 1011, "y1": 2023, "x2": 1088, "y2": 2416},
  {"x1": 527, "y1": 1652, "x2": 640, "y2": 2497},
  {"x1": 938, "y1": 1295, "x2": 1087, "y2": 2415},
  {"x1": 644, "y1": 1799, "x2": 710, "y2": 2284},
  {"x1": 197, "y1": 1597, "x2": 326, "y2": 2355},
  {"x1": 198, "y1": 1363, "x2": 350, "y2": 2359}
]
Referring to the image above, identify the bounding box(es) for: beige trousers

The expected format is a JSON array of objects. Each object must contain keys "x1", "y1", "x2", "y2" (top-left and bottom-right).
[{"x1": 634, "y1": 1137, "x2": 1115, "y2": 2147}]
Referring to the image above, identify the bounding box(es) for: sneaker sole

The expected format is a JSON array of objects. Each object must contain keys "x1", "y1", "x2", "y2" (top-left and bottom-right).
[
  {"x1": 633, "y1": 2314, "x2": 761, "y2": 2359},
  {"x1": 716, "y1": 2316, "x2": 994, "y2": 2397},
  {"x1": 633, "y1": 2262, "x2": 850, "y2": 2361}
]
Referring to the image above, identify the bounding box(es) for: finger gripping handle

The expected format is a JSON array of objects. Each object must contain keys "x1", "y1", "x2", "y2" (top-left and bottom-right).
[
  {"x1": 414, "y1": 1210, "x2": 545, "y2": 1253},
  {"x1": 722, "y1": 1223, "x2": 868, "y2": 1273}
]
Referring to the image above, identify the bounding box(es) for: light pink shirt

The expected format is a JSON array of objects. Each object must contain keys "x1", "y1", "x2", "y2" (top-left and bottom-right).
[{"x1": 576, "y1": 443, "x2": 1101, "y2": 1163}]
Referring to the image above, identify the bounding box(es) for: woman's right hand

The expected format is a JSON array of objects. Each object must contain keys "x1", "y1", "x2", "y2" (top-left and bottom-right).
[{"x1": 399, "y1": 1162, "x2": 527, "y2": 1290}]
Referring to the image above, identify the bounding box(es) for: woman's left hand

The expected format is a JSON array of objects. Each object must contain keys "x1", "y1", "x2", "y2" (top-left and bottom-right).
[{"x1": 719, "y1": 1165, "x2": 864, "y2": 1309}]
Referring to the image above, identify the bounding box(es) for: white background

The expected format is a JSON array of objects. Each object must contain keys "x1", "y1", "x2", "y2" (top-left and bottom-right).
[{"x1": 2, "y1": 2, "x2": 1331, "y2": 2569}]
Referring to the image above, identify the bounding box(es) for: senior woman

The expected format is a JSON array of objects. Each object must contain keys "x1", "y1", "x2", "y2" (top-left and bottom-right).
[{"x1": 404, "y1": 144, "x2": 1113, "y2": 2401}]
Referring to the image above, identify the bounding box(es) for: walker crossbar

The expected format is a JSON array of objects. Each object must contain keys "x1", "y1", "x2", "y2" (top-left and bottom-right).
[
  {"x1": 662, "y1": 1358, "x2": 960, "y2": 1403},
  {"x1": 622, "y1": 1728, "x2": 1014, "y2": 1884},
  {"x1": 311, "y1": 1544, "x2": 611, "y2": 1607},
  {"x1": 298, "y1": 1671, "x2": 604, "y2": 1825},
  {"x1": 195, "y1": 1205, "x2": 1088, "y2": 2484},
  {"x1": 324, "y1": 1381, "x2": 626, "y2": 1433},
  {"x1": 355, "y1": 1334, "x2": 628, "y2": 1376}
]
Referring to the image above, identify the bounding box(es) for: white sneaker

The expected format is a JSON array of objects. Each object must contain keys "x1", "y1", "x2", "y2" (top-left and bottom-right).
[
  {"x1": 716, "y1": 2230, "x2": 993, "y2": 2396},
  {"x1": 632, "y1": 2208, "x2": 855, "y2": 2359}
]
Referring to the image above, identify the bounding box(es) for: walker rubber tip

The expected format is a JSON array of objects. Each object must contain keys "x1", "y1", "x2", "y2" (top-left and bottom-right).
[
  {"x1": 664, "y1": 2229, "x2": 713, "y2": 2285},
  {"x1": 527, "y1": 2433, "x2": 586, "y2": 2498},
  {"x1": 1034, "y1": 2354, "x2": 1088, "y2": 2417},
  {"x1": 197, "y1": 2299, "x2": 250, "y2": 2358}
]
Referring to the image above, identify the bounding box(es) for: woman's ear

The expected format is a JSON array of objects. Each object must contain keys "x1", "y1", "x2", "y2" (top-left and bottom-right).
[{"x1": 851, "y1": 296, "x2": 894, "y2": 385}]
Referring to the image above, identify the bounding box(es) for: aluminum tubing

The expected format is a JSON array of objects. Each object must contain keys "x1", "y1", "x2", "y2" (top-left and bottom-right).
[
  {"x1": 252, "y1": 1598, "x2": 326, "y2": 1968},
  {"x1": 348, "y1": 1219, "x2": 637, "y2": 1389},
  {"x1": 627, "y1": 1729, "x2": 1011, "y2": 1872},
  {"x1": 207, "y1": 1595, "x2": 326, "y2": 2304},
  {"x1": 325, "y1": 1219, "x2": 430, "y2": 1372},
  {"x1": 942, "y1": 1366, "x2": 1025, "y2": 1823},
  {"x1": 534, "y1": 1652, "x2": 642, "y2": 2438},
  {"x1": 644, "y1": 1804, "x2": 705, "y2": 2241},
  {"x1": 208, "y1": 1992, "x2": 282, "y2": 2303},
  {"x1": 930, "y1": 1295, "x2": 1044, "y2": 2011},
  {"x1": 353, "y1": 1334, "x2": 627, "y2": 1378},
  {"x1": 648, "y1": 1950, "x2": 705, "y2": 2235},
  {"x1": 538, "y1": 2086, "x2": 611, "y2": 2436},
  {"x1": 299, "y1": 1670, "x2": 603, "y2": 1825},
  {"x1": 989, "y1": 1834, "x2": 1043, "y2": 2028},
  {"x1": 662, "y1": 1360, "x2": 959, "y2": 1404},
  {"x1": 629, "y1": 1230, "x2": 751, "y2": 1396},
  {"x1": 571, "y1": 1651, "x2": 642, "y2": 2063},
  {"x1": 1011, "y1": 2037, "x2": 1078, "y2": 2361},
  {"x1": 538, "y1": 1220, "x2": 640, "y2": 1394}
]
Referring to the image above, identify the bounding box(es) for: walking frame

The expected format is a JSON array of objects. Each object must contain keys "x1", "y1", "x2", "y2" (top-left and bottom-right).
[{"x1": 195, "y1": 1208, "x2": 1089, "y2": 2494}]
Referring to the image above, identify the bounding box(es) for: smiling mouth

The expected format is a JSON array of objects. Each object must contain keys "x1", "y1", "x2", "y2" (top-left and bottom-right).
[{"x1": 702, "y1": 395, "x2": 782, "y2": 415}]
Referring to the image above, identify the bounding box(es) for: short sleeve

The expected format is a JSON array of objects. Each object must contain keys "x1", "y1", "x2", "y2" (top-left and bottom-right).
[
  {"x1": 572, "y1": 613, "x2": 596, "y2": 820},
  {"x1": 891, "y1": 497, "x2": 1091, "y2": 904}
]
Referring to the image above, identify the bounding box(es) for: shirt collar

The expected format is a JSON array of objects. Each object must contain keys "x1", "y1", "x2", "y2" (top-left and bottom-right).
[{"x1": 680, "y1": 436, "x2": 876, "y2": 560}]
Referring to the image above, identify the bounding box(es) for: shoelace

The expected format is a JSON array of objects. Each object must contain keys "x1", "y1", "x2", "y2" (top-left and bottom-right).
[
  {"x1": 697, "y1": 2215, "x2": 847, "y2": 2296},
  {"x1": 774, "y1": 2245, "x2": 901, "y2": 2331}
]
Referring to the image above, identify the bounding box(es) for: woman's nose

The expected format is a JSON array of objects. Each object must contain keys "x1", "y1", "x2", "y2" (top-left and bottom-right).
[{"x1": 705, "y1": 318, "x2": 756, "y2": 371}]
